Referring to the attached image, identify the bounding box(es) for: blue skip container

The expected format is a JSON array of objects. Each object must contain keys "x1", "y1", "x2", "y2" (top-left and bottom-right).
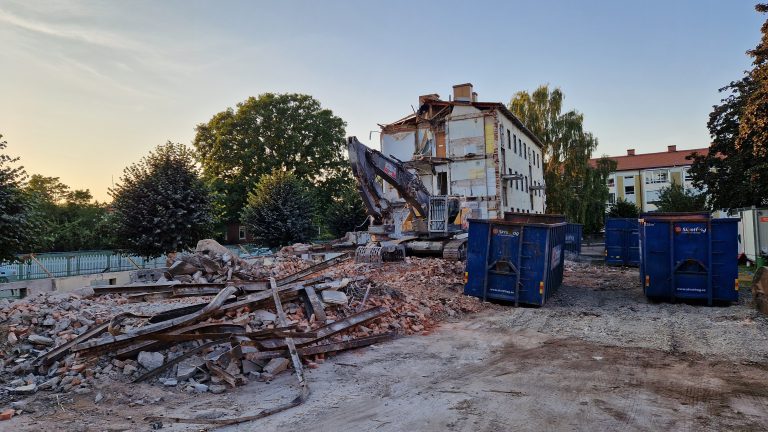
[
  {"x1": 639, "y1": 212, "x2": 740, "y2": 305},
  {"x1": 565, "y1": 223, "x2": 583, "y2": 255},
  {"x1": 464, "y1": 218, "x2": 566, "y2": 306},
  {"x1": 605, "y1": 218, "x2": 640, "y2": 266}
]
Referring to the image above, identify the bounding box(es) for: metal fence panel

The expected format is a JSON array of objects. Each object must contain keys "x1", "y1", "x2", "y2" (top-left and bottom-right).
[{"x1": 0, "y1": 244, "x2": 272, "y2": 282}]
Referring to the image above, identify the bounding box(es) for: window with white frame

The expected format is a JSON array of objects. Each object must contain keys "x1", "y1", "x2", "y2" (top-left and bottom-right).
[
  {"x1": 645, "y1": 189, "x2": 661, "y2": 204},
  {"x1": 607, "y1": 177, "x2": 615, "y2": 187},
  {"x1": 684, "y1": 168, "x2": 693, "y2": 182},
  {"x1": 239, "y1": 226, "x2": 246, "y2": 240},
  {"x1": 645, "y1": 169, "x2": 669, "y2": 184},
  {"x1": 624, "y1": 176, "x2": 635, "y2": 196},
  {"x1": 609, "y1": 193, "x2": 616, "y2": 204}
]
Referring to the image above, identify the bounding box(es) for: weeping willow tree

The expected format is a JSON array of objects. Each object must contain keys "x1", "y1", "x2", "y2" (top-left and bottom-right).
[{"x1": 509, "y1": 85, "x2": 615, "y2": 234}]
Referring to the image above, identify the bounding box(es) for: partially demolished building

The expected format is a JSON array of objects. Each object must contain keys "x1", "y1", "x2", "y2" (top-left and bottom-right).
[{"x1": 379, "y1": 83, "x2": 546, "y2": 220}]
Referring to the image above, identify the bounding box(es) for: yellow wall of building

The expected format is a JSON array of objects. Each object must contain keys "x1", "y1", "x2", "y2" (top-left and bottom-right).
[{"x1": 617, "y1": 176, "x2": 624, "y2": 199}]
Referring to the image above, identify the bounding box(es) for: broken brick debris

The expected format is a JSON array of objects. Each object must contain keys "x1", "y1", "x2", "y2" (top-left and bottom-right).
[{"x1": 0, "y1": 239, "x2": 490, "y2": 427}]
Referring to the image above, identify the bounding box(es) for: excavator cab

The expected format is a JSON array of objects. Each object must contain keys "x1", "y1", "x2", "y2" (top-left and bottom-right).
[{"x1": 428, "y1": 196, "x2": 462, "y2": 235}]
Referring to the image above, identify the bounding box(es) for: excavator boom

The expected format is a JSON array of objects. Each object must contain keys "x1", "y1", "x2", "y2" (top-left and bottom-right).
[{"x1": 347, "y1": 136, "x2": 430, "y2": 221}]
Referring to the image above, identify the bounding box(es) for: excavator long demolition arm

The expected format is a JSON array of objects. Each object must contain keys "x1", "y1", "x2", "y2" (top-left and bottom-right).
[{"x1": 347, "y1": 136, "x2": 431, "y2": 224}]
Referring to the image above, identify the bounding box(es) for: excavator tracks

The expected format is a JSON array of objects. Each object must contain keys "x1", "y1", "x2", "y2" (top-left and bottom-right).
[{"x1": 442, "y1": 238, "x2": 468, "y2": 261}]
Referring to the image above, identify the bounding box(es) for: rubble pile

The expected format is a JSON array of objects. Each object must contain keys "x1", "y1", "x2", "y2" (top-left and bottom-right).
[
  {"x1": 328, "y1": 257, "x2": 490, "y2": 335},
  {"x1": 0, "y1": 240, "x2": 491, "y2": 425},
  {"x1": 163, "y1": 239, "x2": 270, "y2": 282}
]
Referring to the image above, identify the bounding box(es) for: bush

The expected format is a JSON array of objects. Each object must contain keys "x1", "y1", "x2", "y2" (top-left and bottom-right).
[
  {"x1": 324, "y1": 183, "x2": 368, "y2": 238},
  {"x1": 655, "y1": 184, "x2": 707, "y2": 213},
  {"x1": 110, "y1": 142, "x2": 214, "y2": 258},
  {"x1": 241, "y1": 170, "x2": 315, "y2": 248},
  {"x1": 607, "y1": 198, "x2": 639, "y2": 218}
]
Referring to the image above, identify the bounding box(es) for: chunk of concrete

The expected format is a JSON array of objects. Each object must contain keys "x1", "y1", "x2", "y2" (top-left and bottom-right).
[
  {"x1": 252, "y1": 310, "x2": 276, "y2": 322},
  {"x1": 262, "y1": 357, "x2": 289, "y2": 375},
  {"x1": 8, "y1": 383, "x2": 37, "y2": 395},
  {"x1": 241, "y1": 359, "x2": 261, "y2": 374},
  {"x1": 137, "y1": 351, "x2": 164, "y2": 371},
  {"x1": 321, "y1": 290, "x2": 348, "y2": 305},
  {"x1": 209, "y1": 384, "x2": 227, "y2": 394},
  {"x1": 176, "y1": 356, "x2": 204, "y2": 380}
]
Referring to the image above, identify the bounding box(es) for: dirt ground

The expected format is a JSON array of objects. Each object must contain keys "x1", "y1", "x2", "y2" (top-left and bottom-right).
[{"x1": 6, "y1": 262, "x2": 768, "y2": 432}]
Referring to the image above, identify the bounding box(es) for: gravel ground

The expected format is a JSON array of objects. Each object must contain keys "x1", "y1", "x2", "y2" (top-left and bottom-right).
[{"x1": 495, "y1": 261, "x2": 768, "y2": 362}]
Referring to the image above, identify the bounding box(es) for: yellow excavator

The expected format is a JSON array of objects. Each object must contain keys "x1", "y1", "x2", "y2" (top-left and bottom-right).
[{"x1": 347, "y1": 136, "x2": 469, "y2": 262}]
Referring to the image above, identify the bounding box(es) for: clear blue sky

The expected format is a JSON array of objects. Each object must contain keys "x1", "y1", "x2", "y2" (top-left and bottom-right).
[{"x1": 0, "y1": 0, "x2": 763, "y2": 200}]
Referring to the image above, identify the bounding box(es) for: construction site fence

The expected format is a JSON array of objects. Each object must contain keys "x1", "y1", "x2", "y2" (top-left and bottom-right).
[{"x1": 0, "y1": 244, "x2": 272, "y2": 282}]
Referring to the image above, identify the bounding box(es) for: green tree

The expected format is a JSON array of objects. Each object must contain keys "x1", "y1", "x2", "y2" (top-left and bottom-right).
[
  {"x1": 580, "y1": 157, "x2": 617, "y2": 234},
  {"x1": 0, "y1": 134, "x2": 40, "y2": 261},
  {"x1": 193, "y1": 93, "x2": 348, "y2": 224},
  {"x1": 24, "y1": 176, "x2": 115, "y2": 251},
  {"x1": 241, "y1": 170, "x2": 315, "y2": 248},
  {"x1": 739, "y1": 4, "x2": 768, "y2": 159},
  {"x1": 607, "y1": 198, "x2": 640, "y2": 218},
  {"x1": 509, "y1": 85, "x2": 613, "y2": 233},
  {"x1": 689, "y1": 5, "x2": 768, "y2": 209},
  {"x1": 323, "y1": 182, "x2": 368, "y2": 238},
  {"x1": 110, "y1": 142, "x2": 214, "y2": 258},
  {"x1": 655, "y1": 183, "x2": 707, "y2": 213},
  {"x1": 26, "y1": 175, "x2": 71, "y2": 204}
]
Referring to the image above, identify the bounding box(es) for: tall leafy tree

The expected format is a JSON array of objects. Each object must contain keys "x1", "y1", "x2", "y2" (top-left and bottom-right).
[
  {"x1": 193, "y1": 93, "x2": 348, "y2": 224},
  {"x1": 241, "y1": 170, "x2": 315, "y2": 248},
  {"x1": 739, "y1": 4, "x2": 768, "y2": 158},
  {"x1": 655, "y1": 184, "x2": 707, "y2": 213},
  {"x1": 323, "y1": 182, "x2": 368, "y2": 238},
  {"x1": 509, "y1": 85, "x2": 613, "y2": 233},
  {"x1": 689, "y1": 5, "x2": 768, "y2": 209},
  {"x1": 580, "y1": 157, "x2": 617, "y2": 233},
  {"x1": 110, "y1": 142, "x2": 214, "y2": 258},
  {"x1": 25, "y1": 176, "x2": 115, "y2": 251},
  {"x1": 0, "y1": 134, "x2": 40, "y2": 261},
  {"x1": 607, "y1": 198, "x2": 640, "y2": 218}
]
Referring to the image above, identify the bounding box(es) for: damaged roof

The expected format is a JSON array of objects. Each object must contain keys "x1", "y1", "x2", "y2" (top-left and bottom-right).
[{"x1": 380, "y1": 98, "x2": 545, "y2": 149}]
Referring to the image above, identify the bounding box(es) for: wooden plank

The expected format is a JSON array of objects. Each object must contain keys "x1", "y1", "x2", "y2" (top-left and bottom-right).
[
  {"x1": 28, "y1": 254, "x2": 53, "y2": 278},
  {"x1": 302, "y1": 285, "x2": 327, "y2": 323}
]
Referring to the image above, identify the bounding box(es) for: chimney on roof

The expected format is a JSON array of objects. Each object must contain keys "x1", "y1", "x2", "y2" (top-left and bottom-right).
[
  {"x1": 667, "y1": 145, "x2": 677, "y2": 152},
  {"x1": 419, "y1": 94, "x2": 440, "y2": 106},
  {"x1": 453, "y1": 83, "x2": 473, "y2": 102},
  {"x1": 472, "y1": 91, "x2": 478, "y2": 102},
  {"x1": 627, "y1": 149, "x2": 636, "y2": 156}
]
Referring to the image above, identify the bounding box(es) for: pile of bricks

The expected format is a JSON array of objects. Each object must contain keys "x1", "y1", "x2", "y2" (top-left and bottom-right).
[{"x1": 0, "y1": 243, "x2": 492, "y2": 423}]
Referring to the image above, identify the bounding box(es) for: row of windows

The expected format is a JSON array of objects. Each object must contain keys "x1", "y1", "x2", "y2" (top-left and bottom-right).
[
  {"x1": 502, "y1": 127, "x2": 541, "y2": 169},
  {"x1": 606, "y1": 169, "x2": 694, "y2": 187},
  {"x1": 609, "y1": 187, "x2": 697, "y2": 205}
]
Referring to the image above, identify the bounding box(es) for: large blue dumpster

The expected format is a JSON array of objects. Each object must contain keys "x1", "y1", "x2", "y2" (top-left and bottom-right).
[
  {"x1": 464, "y1": 218, "x2": 566, "y2": 306},
  {"x1": 640, "y1": 212, "x2": 740, "y2": 304},
  {"x1": 605, "y1": 218, "x2": 640, "y2": 266},
  {"x1": 565, "y1": 223, "x2": 583, "y2": 255}
]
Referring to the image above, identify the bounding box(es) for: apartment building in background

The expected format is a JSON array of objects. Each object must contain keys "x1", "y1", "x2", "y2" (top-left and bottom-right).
[{"x1": 590, "y1": 145, "x2": 708, "y2": 212}]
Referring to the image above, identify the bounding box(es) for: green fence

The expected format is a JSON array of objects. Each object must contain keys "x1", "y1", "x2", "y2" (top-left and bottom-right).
[{"x1": 0, "y1": 244, "x2": 272, "y2": 282}]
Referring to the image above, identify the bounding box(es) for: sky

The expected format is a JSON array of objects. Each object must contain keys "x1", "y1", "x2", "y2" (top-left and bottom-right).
[{"x1": 0, "y1": 0, "x2": 764, "y2": 201}]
